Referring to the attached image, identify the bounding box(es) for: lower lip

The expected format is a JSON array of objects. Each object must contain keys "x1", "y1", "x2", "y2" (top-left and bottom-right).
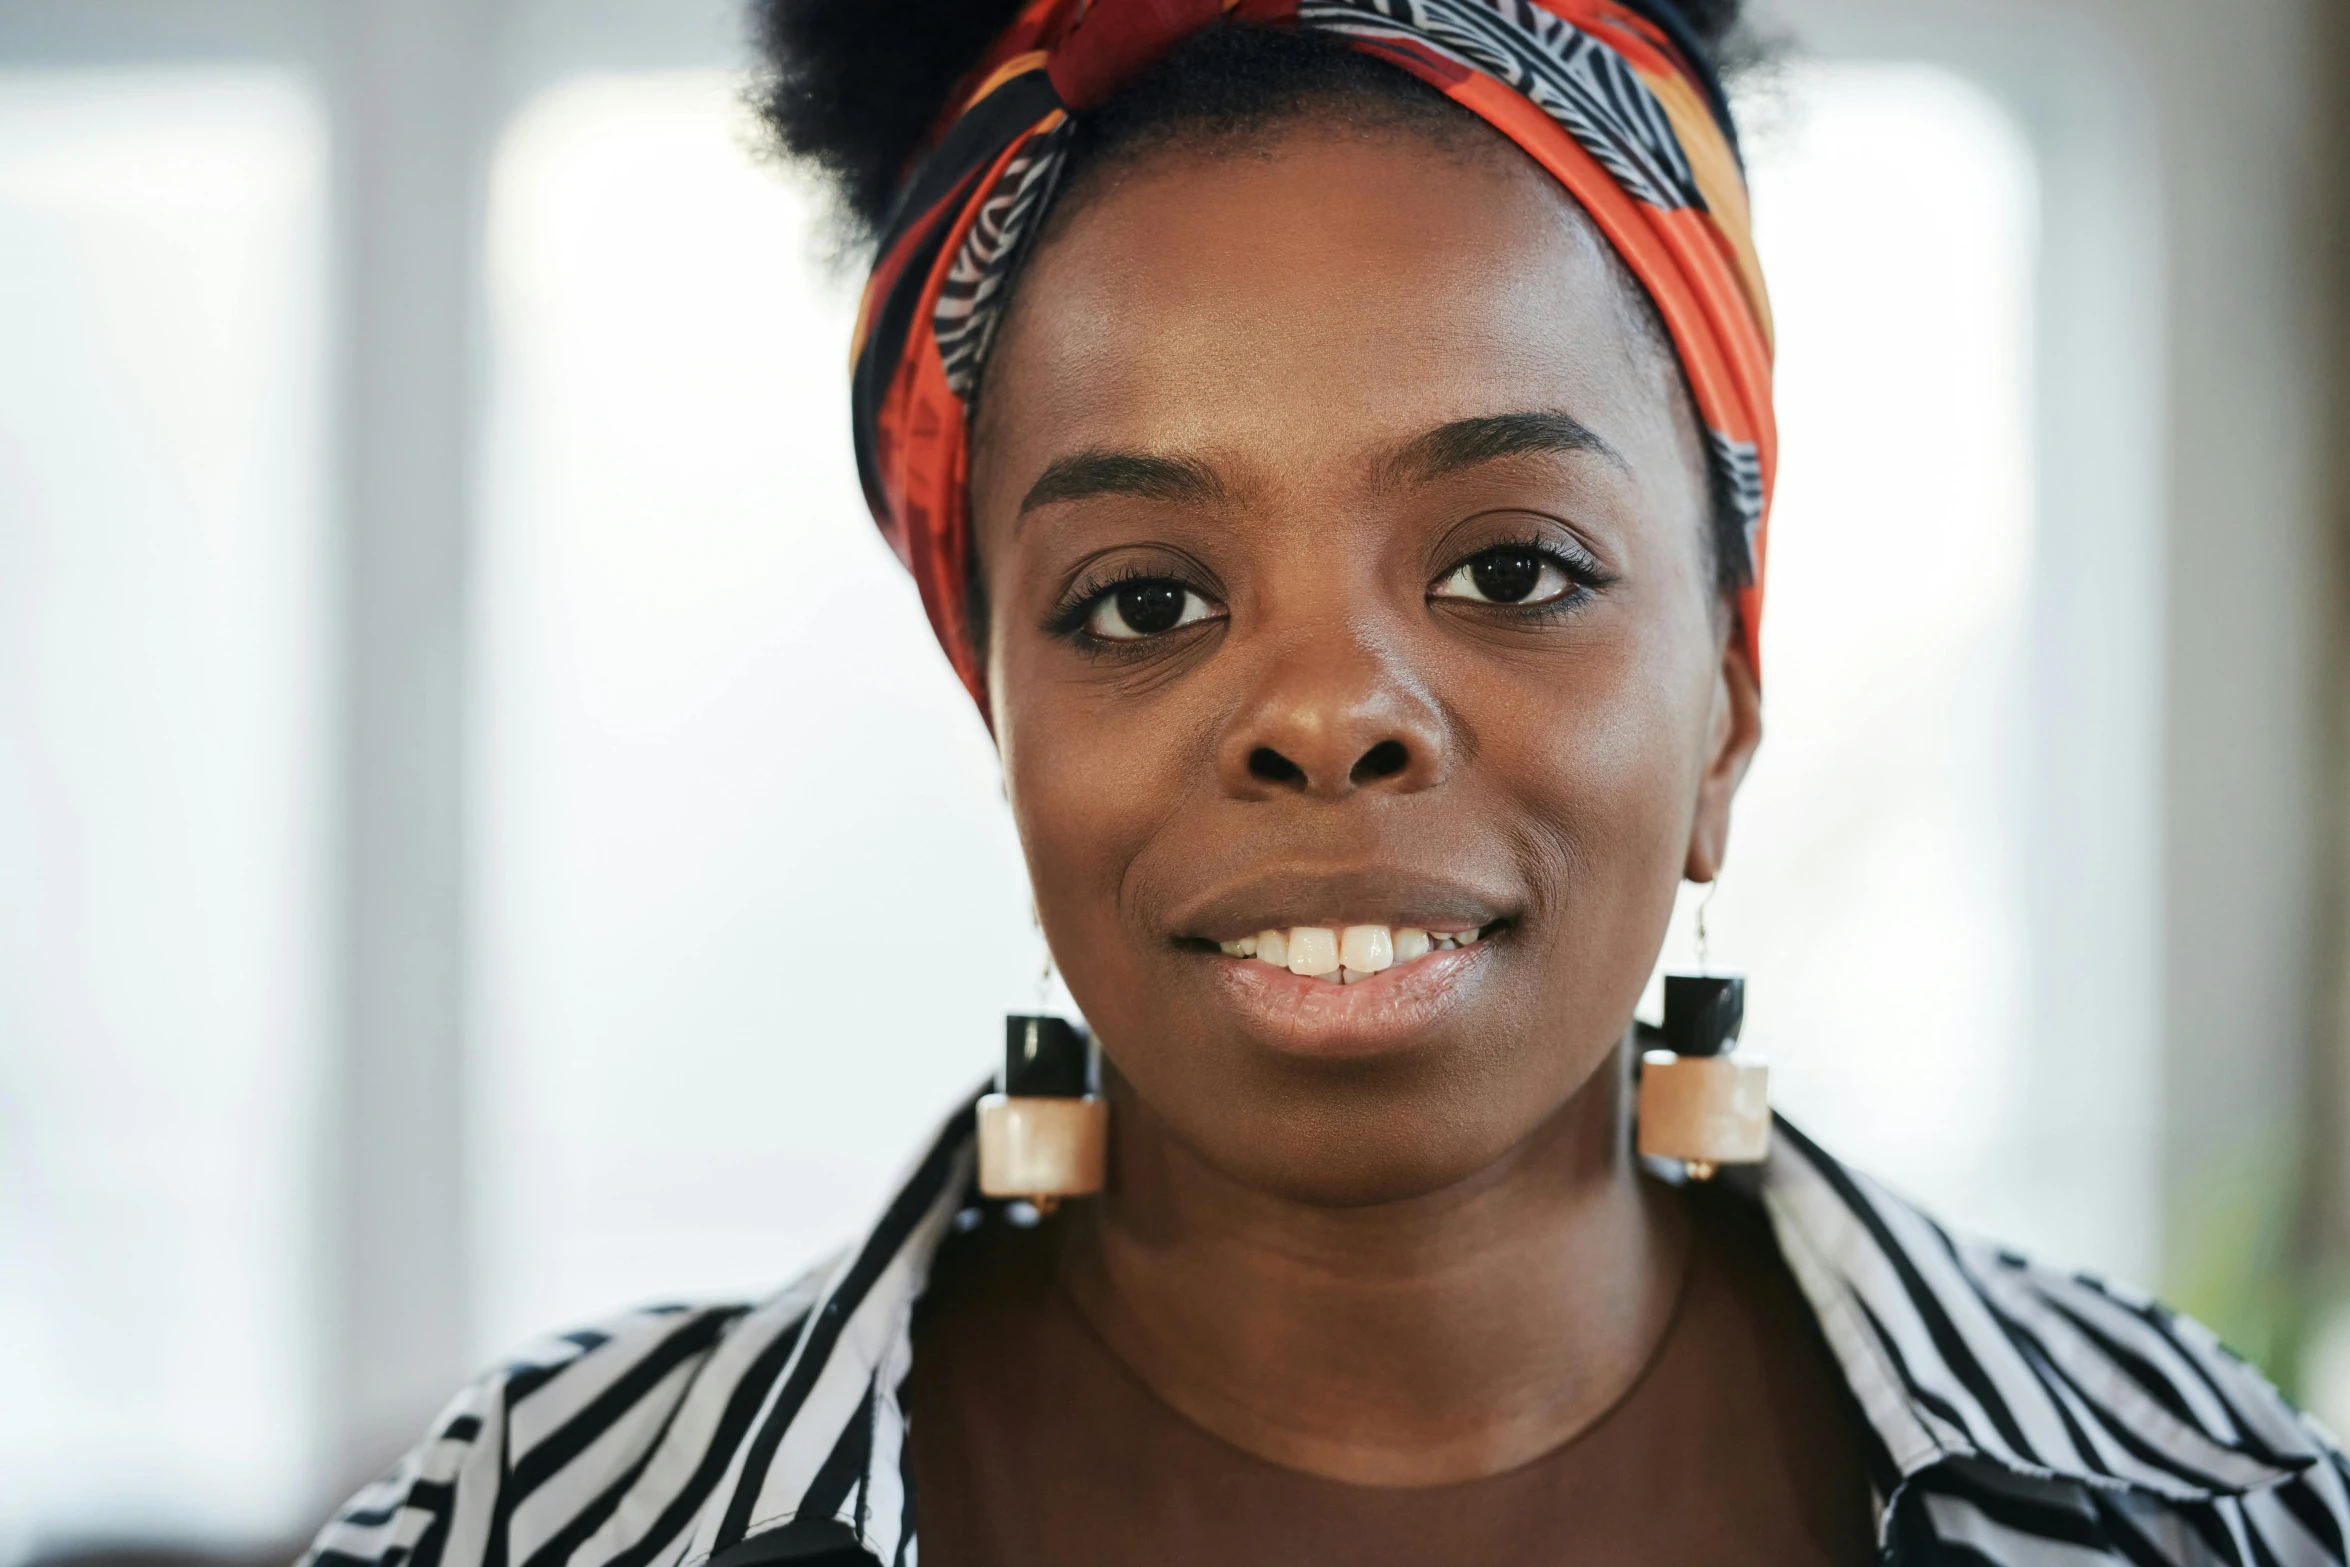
[{"x1": 1205, "y1": 944, "x2": 1493, "y2": 1060}]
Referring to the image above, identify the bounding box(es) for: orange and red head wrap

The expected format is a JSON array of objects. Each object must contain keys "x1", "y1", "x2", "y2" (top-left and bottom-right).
[{"x1": 850, "y1": 0, "x2": 1776, "y2": 715}]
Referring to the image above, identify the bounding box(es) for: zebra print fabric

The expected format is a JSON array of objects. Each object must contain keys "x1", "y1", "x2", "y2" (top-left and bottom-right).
[
  {"x1": 933, "y1": 0, "x2": 1709, "y2": 408},
  {"x1": 1297, "y1": 0, "x2": 1706, "y2": 210},
  {"x1": 934, "y1": 122, "x2": 1073, "y2": 402},
  {"x1": 302, "y1": 1105, "x2": 2350, "y2": 1567}
]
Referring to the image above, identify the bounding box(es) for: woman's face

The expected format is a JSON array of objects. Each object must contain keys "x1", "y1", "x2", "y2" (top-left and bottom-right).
[{"x1": 972, "y1": 123, "x2": 1761, "y2": 1207}]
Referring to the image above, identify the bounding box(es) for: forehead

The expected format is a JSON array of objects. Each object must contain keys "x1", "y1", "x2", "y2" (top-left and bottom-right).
[{"x1": 971, "y1": 126, "x2": 1673, "y2": 500}]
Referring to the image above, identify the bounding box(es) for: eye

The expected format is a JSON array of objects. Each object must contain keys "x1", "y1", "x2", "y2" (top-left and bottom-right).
[
  {"x1": 1084, "y1": 578, "x2": 1218, "y2": 640},
  {"x1": 1432, "y1": 546, "x2": 1577, "y2": 606}
]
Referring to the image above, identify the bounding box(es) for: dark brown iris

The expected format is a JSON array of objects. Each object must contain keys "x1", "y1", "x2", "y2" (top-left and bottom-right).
[
  {"x1": 1115, "y1": 579, "x2": 1188, "y2": 634},
  {"x1": 1470, "y1": 548, "x2": 1543, "y2": 603}
]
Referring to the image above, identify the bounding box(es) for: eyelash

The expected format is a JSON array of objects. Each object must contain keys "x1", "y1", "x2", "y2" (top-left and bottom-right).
[
  {"x1": 1042, "y1": 562, "x2": 1218, "y2": 645},
  {"x1": 1440, "y1": 533, "x2": 1614, "y2": 606},
  {"x1": 1040, "y1": 533, "x2": 1613, "y2": 648}
]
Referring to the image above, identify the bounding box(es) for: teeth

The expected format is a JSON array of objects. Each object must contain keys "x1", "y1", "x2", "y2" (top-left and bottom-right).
[
  {"x1": 1221, "y1": 923, "x2": 1486, "y2": 982},
  {"x1": 1287, "y1": 926, "x2": 1340, "y2": 977},
  {"x1": 1340, "y1": 925, "x2": 1394, "y2": 974}
]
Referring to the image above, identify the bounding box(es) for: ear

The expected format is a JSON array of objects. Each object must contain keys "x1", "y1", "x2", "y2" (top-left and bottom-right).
[{"x1": 1684, "y1": 633, "x2": 1762, "y2": 884}]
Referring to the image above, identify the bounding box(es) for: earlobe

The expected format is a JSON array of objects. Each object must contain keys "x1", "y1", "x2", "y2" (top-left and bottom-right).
[{"x1": 1682, "y1": 637, "x2": 1762, "y2": 884}]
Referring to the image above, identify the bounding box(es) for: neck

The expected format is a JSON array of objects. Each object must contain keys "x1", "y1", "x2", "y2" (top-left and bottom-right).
[{"x1": 1055, "y1": 1037, "x2": 1687, "y2": 1486}]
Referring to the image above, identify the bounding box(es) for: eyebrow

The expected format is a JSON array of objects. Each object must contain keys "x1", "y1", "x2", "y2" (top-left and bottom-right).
[
  {"x1": 1013, "y1": 409, "x2": 1623, "y2": 521},
  {"x1": 1018, "y1": 449, "x2": 1225, "y2": 517},
  {"x1": 1382, "y1": 410, "x2": 1627, "y2": 487}
]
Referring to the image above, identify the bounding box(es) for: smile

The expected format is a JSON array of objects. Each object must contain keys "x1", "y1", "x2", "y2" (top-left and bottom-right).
[{"x1": 1216, "y1": 923, "x2": 1489, "y2": 983}]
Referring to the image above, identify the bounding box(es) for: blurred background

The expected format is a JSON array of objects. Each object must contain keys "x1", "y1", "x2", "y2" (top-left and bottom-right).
[{"x1": 3, "y1": 0, "x2": 2346, "y2": 1554}]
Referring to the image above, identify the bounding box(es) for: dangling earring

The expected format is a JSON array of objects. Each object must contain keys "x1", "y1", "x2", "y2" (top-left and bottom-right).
[
  {"x1": 977, "y1": 947, "x2": 1107, "y2": 1211},
  {"x1": 1636, "y1": 883, "x2": 1770, "y2": 1180}
]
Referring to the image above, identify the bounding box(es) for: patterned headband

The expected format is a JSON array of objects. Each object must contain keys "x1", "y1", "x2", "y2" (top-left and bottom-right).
[{"x1": 850, "y1": 0, "x2": 1776, "y2": 714}]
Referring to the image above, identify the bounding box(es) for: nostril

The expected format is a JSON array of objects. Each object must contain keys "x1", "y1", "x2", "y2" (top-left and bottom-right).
[
  {"x1": 1351, "y1": 739, "x2": 1410, "y2": 785},
  {"x1": 1249, "y1": 747, "x2": 1305, "y2": 785}
]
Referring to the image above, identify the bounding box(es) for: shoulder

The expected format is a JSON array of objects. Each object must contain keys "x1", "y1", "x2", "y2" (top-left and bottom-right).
[
  {"x1": 300, "y1": 1266, "x2": 834, "y2": 1567},
  {"x1": 1759, "y1": 1119, "x2": 2350, "y2": 1563}
]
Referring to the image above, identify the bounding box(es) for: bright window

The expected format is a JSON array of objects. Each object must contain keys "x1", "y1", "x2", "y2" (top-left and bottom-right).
[
  {"x1": 1656, "y1": 66, "x2": 2119, "y2": 1269},
  {"x1": 474, "y1": 76, "x2": 1039, "y2": 1354},
  {"x1": 0, "y1": 68, "x2": 327, "y2": 1551}
]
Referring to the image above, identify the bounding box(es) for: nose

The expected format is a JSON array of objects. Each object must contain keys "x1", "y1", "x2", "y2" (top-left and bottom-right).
[{"x1": 1217, "y1": 631, "x2": 1452, "y2": 802}]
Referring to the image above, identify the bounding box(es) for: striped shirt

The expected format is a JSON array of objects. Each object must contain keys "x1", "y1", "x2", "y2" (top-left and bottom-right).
[{"x1": 302, "y1": 1106, "x2": 2350, "y2": 1566}]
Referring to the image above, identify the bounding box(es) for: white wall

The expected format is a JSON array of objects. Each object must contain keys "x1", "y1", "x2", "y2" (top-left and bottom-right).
[
  {"x1": 0, "y1": 64, "x2": 328, "y2": 1550},
  {"x1": 471, "y1": 75, "x2": 1037, "y2": 1353},
  {"x1": 1675, "y1": 61, "x2": 2079, "y2": 1260},
  {"x1": 1762, "y1": 0, "x2": 2333, "y2": 1363}
]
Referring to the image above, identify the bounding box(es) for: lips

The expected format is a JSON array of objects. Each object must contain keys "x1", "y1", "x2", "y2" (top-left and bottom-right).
[
  {"x1": 1167, "y1": 869, "x2": 1511, "y2": 1060},
  {"x1": 1201, "y1": 940, "x2": 1493, "y2": 1061}
]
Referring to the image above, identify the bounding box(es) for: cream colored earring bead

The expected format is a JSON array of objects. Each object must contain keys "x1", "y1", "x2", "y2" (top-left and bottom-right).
[
  {"x1": 1635, "y1": 975, "x2": 1770, "y2": 1180},
  {"x1": 976, "y1": 1014, "x2": 1107, "y2": 1211}
]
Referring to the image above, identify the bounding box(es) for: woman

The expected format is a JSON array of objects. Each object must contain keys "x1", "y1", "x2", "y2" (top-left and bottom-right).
[{"x1": 303, "y1": 1, "x2": 2350, "y2": 1563}]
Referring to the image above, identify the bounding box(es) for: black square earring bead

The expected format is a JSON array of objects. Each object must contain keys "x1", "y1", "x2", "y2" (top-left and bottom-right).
[
  {"x1": 1661, "y1": 974, "x2": 1745, "y2": 1058},
  {"x1": 1635, "y1": 975, "x2": 1771, "y2": 1180},
  {"x1": 977, "y1": 1015, "x2": 1108, "y2": 1211}
]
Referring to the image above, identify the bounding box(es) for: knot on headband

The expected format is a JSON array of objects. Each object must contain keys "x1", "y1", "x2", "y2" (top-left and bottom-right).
[{"x1": 851, "y1": 0, "x2": 1776, "y2": 715}]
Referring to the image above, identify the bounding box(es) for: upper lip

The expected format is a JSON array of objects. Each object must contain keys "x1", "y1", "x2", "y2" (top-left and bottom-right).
[{"x1": 1168, "y1": 867, "x2": 1514, "y2": 944}]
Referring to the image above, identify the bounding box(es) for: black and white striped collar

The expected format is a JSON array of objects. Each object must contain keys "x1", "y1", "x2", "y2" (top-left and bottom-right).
[
  {"x1": 693, "y1": 1106, "x2": 2341, "y2": 1564},
  {"x1": 1762, "y1": 1121, "x2": 2323, "y2": 1493},
  {"x1": 304, "y1": 1100, "x2": 2350, "y2": 1567}
]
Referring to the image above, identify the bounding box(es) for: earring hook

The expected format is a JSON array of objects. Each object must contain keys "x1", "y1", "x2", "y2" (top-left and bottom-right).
[
  {"x1": 1033, "y1": 903, "x2": 1055, "y2": 1012},
  {"x1": 1695, "y1": 879, "x2": 1720, "y2": 974}
]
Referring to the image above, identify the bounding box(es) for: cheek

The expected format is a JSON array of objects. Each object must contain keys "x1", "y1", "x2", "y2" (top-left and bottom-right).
[
  {"x1": 1498, "y1": 631, "x2": 1708, "y2": 946},
  {"x1": 994, "y1": 646, "x2": 1194, "y2": 974}
]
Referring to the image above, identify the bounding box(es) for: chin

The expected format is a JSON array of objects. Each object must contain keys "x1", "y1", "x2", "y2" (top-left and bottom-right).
[{"x1": 1106, "y1": 1025, "x2": 1611, "y2": 1211}]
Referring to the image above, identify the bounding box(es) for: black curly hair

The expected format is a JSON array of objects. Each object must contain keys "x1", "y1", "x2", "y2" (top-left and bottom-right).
[
  {"x1": 750, "y1": 0, "x2": 1751, "y2": 248},
  {"x1": 747, "y1": 0, "x2": 1757, "y2": 606}
]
